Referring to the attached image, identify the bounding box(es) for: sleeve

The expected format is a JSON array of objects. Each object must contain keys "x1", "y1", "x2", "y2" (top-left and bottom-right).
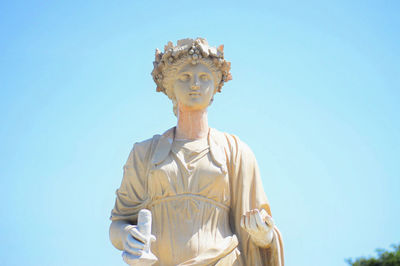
[
  {"x1": 110, "y1": 142, "x2": 151, "y2": 224},
  {"x1": 228, "y1": 137, "x2": 284, "y2": 266}
]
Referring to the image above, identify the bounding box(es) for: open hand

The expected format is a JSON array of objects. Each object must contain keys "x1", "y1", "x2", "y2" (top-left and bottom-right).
[{"x1": 240, "y1": 209, "x2": 274, "y2": 248}]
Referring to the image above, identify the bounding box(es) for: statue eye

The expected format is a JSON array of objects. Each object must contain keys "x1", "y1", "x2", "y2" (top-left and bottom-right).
[
  {"x1": 179, "y1": 74, "x2": 190, "y2": 81},
  {"x1": 200, "y1": 74, "x2": 210, "y2": 81}
]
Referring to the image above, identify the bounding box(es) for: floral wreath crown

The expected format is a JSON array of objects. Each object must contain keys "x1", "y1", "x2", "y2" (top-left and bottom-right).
[{"x1": 151, "y1": 38, "x2": 232, "y2": 95}]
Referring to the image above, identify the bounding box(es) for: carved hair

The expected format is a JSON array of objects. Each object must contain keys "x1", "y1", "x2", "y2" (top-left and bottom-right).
[{"x1": 151, "y1": 38, "x2": 232, "y2": 115}]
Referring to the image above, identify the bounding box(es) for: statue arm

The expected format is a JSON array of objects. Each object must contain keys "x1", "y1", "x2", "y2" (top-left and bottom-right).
[
  {"x1": 109, "y1": 140, "x2": 159, "y2": 265},
  {"x1": 227, "y1": 134, "x2": 284, "y2": 265},
  {"x1": 110, "y1": 141, "x2": 151, "y2": 222},
  {"x1": 109, "y1": 140, "x2": 153, "y2": 249}
]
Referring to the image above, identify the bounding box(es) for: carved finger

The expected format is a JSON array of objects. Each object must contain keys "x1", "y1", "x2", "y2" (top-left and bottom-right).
[
  {"x1": 122, "y1": 250, "x2": 141, "y2": 264},
  {"x1": 260, "y1": 209, "x2": 275, "y2": 227},
  {"x1": 264, "y1": 215, "x2": 275, "y2": 228},
  {"x1": 249, "y1": 211, "x2": 257, "y2": 231},
  {"x1": 129, "y1": 227, "x2": 147, "y2": 244},
  {"x1": 245, "y1": 212, "x2": 251, "y2": 230},
  {"x1": 127, "y1": 235, "x2": 145, "y2": 250},
  {"x1": 260, "y1": 209, "x2": 268, "y2": 220},
  {"x1": 123, "y1": 242, "x2": 143, "y2": 256},
  {"x1": 255, "y1": 209, "x2": 268, "y2": 231}
]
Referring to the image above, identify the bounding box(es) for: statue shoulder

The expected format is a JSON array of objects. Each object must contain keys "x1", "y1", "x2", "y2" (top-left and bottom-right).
[
  {"x1": 128, "y1": 133, "x2": 164, "y2": 165},
  {"x1": 132, "y1": 135, "x2": 160, "y2": 152},
  {"x1": 210, "y1": 128, "x2": 256, "y2": 161}
]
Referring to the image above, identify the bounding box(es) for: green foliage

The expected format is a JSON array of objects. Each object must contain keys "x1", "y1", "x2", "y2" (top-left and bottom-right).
[{"x1": 346, "y1": 244, "x2": 400, "y2": 266}]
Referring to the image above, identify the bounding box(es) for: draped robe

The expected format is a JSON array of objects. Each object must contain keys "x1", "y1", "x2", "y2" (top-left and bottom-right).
[{"x1": 111, "y1": 127, "x2": 284, "y2": 265}]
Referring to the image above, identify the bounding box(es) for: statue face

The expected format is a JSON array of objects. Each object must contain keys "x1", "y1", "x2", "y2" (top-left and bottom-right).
[{"x1": 173, "y1": 62, "x2": 215, "y2": 111}]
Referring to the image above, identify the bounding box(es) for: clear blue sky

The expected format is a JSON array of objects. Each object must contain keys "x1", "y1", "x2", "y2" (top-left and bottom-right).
[{"x1": 1, "y1": 1, "x2": 399, "y2": 265}]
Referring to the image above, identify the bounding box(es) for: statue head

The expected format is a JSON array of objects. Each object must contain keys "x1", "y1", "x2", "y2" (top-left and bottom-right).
[{"x1": 151, "y1": 38, "x2": 232, "y2": 115}]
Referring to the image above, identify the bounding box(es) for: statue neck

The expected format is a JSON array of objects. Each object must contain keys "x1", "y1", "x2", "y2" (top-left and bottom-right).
[{"x1": 175, "y1": 106, "x2": 209, "y2": 140}]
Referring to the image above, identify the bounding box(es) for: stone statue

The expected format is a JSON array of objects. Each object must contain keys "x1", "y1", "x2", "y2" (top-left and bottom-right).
[{"x1": 109, "y1": 38, "x2": 284, "y2": 265}]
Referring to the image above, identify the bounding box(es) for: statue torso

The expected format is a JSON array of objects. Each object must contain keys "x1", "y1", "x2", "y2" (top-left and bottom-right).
[{"x1": 148, "y1": 137, "x2": 238, "y2": 265}]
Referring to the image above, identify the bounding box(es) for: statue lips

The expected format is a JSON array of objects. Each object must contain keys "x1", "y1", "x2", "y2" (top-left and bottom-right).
[{"x1": 189, "y1": 92, "x2": 201, "y2": 97}]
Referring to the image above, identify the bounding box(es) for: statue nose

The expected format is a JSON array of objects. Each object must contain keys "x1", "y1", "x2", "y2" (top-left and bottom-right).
[{"x1": 191, "y1": 76, "x2": 200, "y2": 90}]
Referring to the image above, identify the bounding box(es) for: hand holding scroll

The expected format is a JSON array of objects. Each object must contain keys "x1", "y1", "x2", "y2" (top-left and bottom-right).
[{"x1": 122, "y1": 209, "x2": 158, "y2": 265}]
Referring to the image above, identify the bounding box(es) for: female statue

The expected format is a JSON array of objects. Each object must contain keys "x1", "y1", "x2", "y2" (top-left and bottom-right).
[{"x1": 109, "y1": 38, "x2": 284, "y2": 265}]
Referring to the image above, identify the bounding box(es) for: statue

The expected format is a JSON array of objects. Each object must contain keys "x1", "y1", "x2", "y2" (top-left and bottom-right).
[{"x1": 109, "y1": 38, "x2": 284, "y2": 265}]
